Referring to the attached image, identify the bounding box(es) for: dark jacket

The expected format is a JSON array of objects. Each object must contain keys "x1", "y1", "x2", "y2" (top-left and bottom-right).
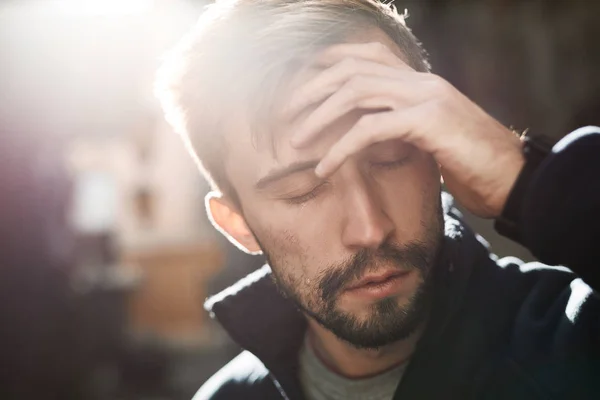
[{"x1": 195, "y1": 128, "x2": 600, "y2": 400}]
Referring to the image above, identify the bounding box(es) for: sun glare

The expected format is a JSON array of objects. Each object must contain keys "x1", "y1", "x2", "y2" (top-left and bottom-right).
[{"x1": 1, "y1": 0, "x2": 155, "y2": 17}]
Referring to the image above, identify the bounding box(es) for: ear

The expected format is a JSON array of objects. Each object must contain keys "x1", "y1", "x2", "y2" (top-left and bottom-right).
[{"x1": 205, "y1": 191, "x2": 262, "y2": 255}]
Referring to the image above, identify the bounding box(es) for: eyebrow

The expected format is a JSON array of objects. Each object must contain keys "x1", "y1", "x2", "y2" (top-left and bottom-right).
[{"x1": 254, "y1": 160, "x2": 320, "y2": 190}]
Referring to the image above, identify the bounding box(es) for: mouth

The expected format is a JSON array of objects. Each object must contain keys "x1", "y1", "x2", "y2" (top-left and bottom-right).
[{"x1": 344, "y1": 269, "x2": 413, "y2": 300}]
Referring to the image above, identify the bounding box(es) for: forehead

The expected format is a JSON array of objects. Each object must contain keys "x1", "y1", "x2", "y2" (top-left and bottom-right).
[{"x1": 222, "y1": 104, "x2": 358, "y2": 193}]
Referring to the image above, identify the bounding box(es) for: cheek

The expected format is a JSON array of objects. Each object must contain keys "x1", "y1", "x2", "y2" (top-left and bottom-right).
[
  {"x1": 245, "y1": 215, "x2": 318, "y2": 280},
  {"x1": 249, "y1": 196, "x2": 340, "y2": 257},
  {"x1": 250, "y1": 223, "x2": 329, "y2": 304},
  {"x1": 379, "y1": 154, "x2": 441, "y2": 237}
]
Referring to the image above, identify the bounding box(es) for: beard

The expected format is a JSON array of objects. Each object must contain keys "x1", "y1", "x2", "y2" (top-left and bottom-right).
[{"x1": 256, "y1": 219, "x2": 444, "y2": 350}]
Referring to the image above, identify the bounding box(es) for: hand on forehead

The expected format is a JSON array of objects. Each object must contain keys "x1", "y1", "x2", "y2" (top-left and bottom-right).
[
  {"x1": 227, "y1": 35, "x2": 416, "y2": 192},
  {"x1": 282, "y1": 30, "x2": 413, "y2": 111}
]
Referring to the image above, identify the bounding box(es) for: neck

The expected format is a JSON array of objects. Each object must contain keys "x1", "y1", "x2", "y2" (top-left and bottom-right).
[{"x1": 305, "y1": 318, "x2": 424, "y2": 379}]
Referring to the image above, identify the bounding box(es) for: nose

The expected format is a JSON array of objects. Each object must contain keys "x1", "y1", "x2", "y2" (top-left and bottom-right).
[{"x1": 341, "y1": 179, "x2": 394, "y2": 250}]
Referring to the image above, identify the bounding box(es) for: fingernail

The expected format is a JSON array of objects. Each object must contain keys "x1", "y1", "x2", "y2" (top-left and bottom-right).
[{"x1": 314, "y1": 163, "x2": 325, "y2": 177}]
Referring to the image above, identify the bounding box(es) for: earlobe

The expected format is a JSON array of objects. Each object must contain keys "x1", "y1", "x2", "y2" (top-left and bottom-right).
[{"x1": 205, "y1": 192, "x2": 262, "y2": 255}]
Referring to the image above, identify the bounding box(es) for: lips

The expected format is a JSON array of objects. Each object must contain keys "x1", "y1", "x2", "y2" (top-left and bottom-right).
[{"x1": 346, "y1": 269, "x2": 410, "y2": 291}]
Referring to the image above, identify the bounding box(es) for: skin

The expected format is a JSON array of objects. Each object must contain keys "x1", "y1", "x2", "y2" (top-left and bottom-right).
[{"x1": 207, "y1": 28, "x2": 524, "y2": 378}]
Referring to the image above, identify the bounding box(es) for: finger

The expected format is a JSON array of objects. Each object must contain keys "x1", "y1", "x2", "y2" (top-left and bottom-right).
[
  {"x1": 316, "y1": 41, "x2": 415, "y2": 71},
  {"x1": 284, "y1": 57, "x2": 406, "y2": 120},
  {"x1": 315, "y1": 107, "x2": 426, "y2": 178},
  {"x1": 291, "y1": 75, "x2": 423, "y2": 148}
]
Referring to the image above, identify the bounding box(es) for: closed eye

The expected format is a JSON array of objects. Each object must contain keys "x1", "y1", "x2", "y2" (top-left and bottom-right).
[
  {"x1": 371, "y1": 156, "x2": 410, "y2": 170},
  {"x1": 284, "y1": 182, "x2": 328, "y2": 205}
]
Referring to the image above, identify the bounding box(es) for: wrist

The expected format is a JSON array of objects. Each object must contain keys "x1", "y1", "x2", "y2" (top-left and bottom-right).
[
  {"x1": 491, "y1": 138, "x2": 526, "y2": 217},
  {"x1": 494, "y1": 134, "x2": 553, "y2": 242}
]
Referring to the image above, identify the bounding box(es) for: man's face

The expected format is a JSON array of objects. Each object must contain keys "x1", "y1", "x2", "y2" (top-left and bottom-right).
[{"x1": 221, "y1": 36, "x2": 444, "y2": 350}]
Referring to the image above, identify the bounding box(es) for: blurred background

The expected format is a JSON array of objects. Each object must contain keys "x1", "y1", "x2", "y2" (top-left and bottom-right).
[{"x1": 0, "y1": 0, "x2": 598, "y2": 399}]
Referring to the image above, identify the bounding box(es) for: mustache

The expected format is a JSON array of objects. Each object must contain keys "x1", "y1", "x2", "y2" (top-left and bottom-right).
[{"x1": 318, "y1": 241, "x2": 432, "y2": 304}]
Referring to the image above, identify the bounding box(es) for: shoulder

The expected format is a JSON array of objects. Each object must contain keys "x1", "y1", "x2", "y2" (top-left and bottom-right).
[
  {"x1": 192, "y1": 351, "x2": 280, "y2": 400},
  {"x1": 489, "y1": 257, "x2": 593, "y2": 305},
  {"x1": 470, "y1": 256, "x2": 598, "y2": 328},
  {"x1": 495, "y1": 257, "x2": 587, "y2": 295},
  {"x1": 485, "y1": 260, "x2": 600, "y2": 397},
  {"x1": 491, "y1": 257, "x2": 598, "y2": 338}
]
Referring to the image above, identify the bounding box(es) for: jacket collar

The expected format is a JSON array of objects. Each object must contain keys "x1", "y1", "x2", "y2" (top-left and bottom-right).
[
  {"x1": 204, "y1": 194, "x2": 491, "y2": 397},
  {"x1": 205, "y1": 264, "x2": 307, "y2": 369},
  {"x1": 204, "y1": 264, "x2": 307, "y2": 400}
]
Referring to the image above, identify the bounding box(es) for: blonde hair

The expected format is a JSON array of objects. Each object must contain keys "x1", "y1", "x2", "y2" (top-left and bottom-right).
[{"x1": 155, "y1": 0, "x2": 430, "y2": 202}]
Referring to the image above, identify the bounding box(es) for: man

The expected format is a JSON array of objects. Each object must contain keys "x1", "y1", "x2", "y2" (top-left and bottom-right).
[{"x1": 155, "y1": 1, "x2": 600, "y2": 399}]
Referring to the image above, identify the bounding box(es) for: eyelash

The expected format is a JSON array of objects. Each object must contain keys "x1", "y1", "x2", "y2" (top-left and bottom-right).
[
  {"x1": 283, "y1": 157, "x2": 409, "y2": 205},
  {"x1": 372, "y1": 157, "x2": 410, "y2": 170},
  {"x1": 285, "y1": 183, "x2": 327, "y2": 205}
]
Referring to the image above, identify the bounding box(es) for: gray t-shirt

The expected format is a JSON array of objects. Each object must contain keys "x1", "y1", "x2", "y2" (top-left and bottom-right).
[{"x1": 299, "y1": 339, "x2": 408, "y2": 400}]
